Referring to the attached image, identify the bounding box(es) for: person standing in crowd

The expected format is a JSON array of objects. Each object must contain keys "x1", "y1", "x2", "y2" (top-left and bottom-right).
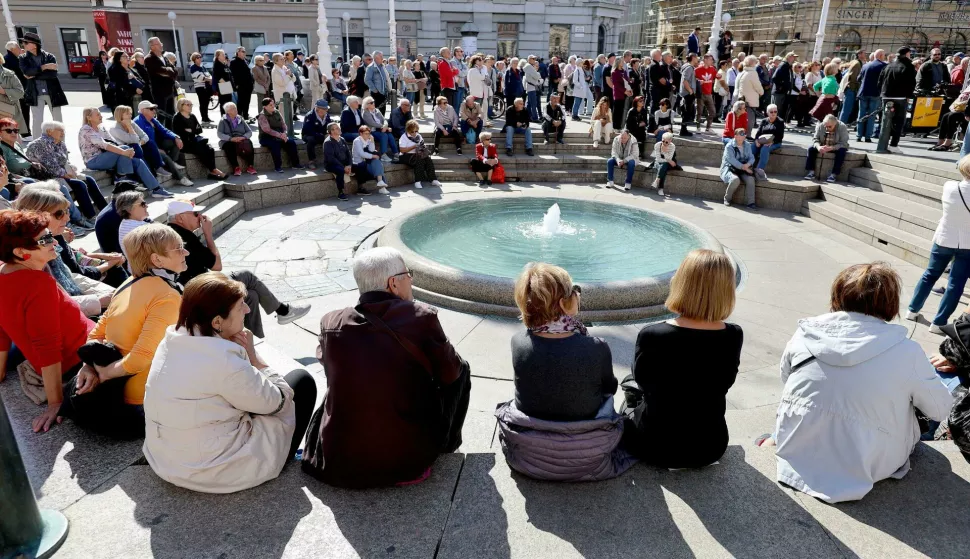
[
  {"x1": 364, "y1": 51, "x2": 390, "y2": 113},
  {"x1": 611, "y1": 58, "x2": 630, "y2": 129},
  {"x1": 648, "y1": 50, "x2": 671, "y2": 114},
  {"x1": 302, "y1": 247, "x2": 471, "y2": 488},
  {"x1": 838, "y1": 50, "x2": 866, "y2": 126},
  {"x1": 571, "y1": 57, "x2": 591, "y2": 121},
  {"x1": 736, "y1": 56, "x2": 763, "y2": 136},
  {"x1": 94, "y1": 50, "x2": 109, "y2": 107},
  {"x1": 715, "y1": 60, "x2": 731, "y2": 120},
  {"x1": 804, "y1": 114, "x2": 849, "y2": 183},
  {"x1": 211, "y1": 49, "x2": 234, "y2": 118},
  {"x1": 144, "y1": 37, "x2": 178, "y2": 126},
  {"x1": 694, "y1": 54, "x2": 718, "y2": 132},
  {"x1": 217, "y1": 102, "x2": 255, "y2": 176},
  {"x1": 855, "y1": 49, "x2": 886, "y2": 143},
  {"x1": 188, "y1": 53, "x2": 213, "y2": 126},
  {"x1": 230, "y1": 46, "x2": 255, "y2": 122},
  {"x1": 18, "y1": 33, "x2": 67, "y2": 138},
  {"x1": 437, "y1": 47, "x2": 458, "y2": 108},
  {"x1": 251, "y1": 55, "x2": 271, "y2": 110},
  {"x1": 452, "y1": 47, "x2": 468, "y2": 109},
  {"x1": 5, "y1": 41, "x2": 31, "y2": 139},
  {"x1": 306, "y1": 55, "x2": 327, "y2": 109},
  {"x1": 679, "y1": 54, "x2": 698, "y2": 137},
  {"x1": 412, "y1": 54, "x2": 428, "y2": 118},
  {"x1": 547, "y1": 56, "x2": 561, "y2": 103},
  {"x1": 717, "y1": 30, "x2": 734, "y2": 63},
  {"x1": 0, "y1": 58, "x2": 25, "y2": 133},
  {"x1": 916, "y1": 47, "x2": 948, "y2": 94},
  {"x1": 756, "y1": 54, "x2": 772, "y2": 110},
  {"x1": 687, "y1": 27, "x2": 702, "y2": 57},
  {"x1": 771, "y1": 52, "x2": 796, "y2": 125},
  {"x1": 524, "y1": 56, "x2": 543, "y2": 123},
  {"x1": 879, "y1": 47, "x2": 917, "y2": 152},
  {"x1": 271, "y1": 53, "x2": 297, "y2": 110},
  {"x1": 504, "y1": 57, "x2": 524, "y2": 110},
  {"x1": 284, "y1": 51, "x2": 305, "y2": 110},
  {"x1": 593, "y1": 54, "x2": 607, "y2": 106},
  {"x1": 258, "y1": 98, "x2": 303, "y2": 173},
  {"x1": 132, "y1": 52, "x2": 153, "y2": 104}
]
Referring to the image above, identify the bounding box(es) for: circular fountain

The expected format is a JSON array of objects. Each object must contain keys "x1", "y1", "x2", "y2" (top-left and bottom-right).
[{"x1": 378, "y1": 197, "x2": 724, "y2": 321}]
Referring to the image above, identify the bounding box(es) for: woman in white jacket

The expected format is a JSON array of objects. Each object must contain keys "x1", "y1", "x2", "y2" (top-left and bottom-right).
[
  {"x1": 271, "y1": 53, "x2": 297, "y2": 104},
  {"x1": 735, "y1": 56, "x2": 763, "y2": 135},
  {"x1": 764, "y1": 263, "x2": 952, "y2": 503},
  {"x1": 143, "y1": 272, "x2": 318, "y2": 494}
]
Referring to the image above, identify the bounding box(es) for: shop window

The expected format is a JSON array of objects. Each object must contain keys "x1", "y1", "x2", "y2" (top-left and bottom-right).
[{"x1": 61, "y1": 28, "x2": 89, "y2": 57}]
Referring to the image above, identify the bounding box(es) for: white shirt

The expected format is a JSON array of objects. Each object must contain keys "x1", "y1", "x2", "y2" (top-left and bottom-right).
[
  {"x1": 399, "y1": 133, "x2": 422, "y2": 151},
  {"x1": 932, "y1": 180, "x2": 970, "y2": 249},
  {"x1": 118, "y1": 218, "x2": 147, "y2": 268}
]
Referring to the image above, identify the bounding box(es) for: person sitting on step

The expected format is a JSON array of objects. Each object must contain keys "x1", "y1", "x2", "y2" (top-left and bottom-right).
[
  {"x1": 339, "y1": 95, "x2": 364, "y2": 143},
  {"x1": 651, "y1": 132, "x2": 677, "y2": 197},
  {"x1": 720, "y1": 128, "x2": 756, "y2": 208},
  {"x1": 322, "y1": 122, "x2": 355, "y2": 201},
  {"x1": 472, "y1": 131, "x2": 500, "y2": 186},
  {"x1": 432, "y1": 95, "x2": 463, "y2": 155},
  {"x1": 165, "y1": 199, "x2": 311, "y2": 338},
  {"x1": 751, "y1": 103, "x2": 785, "y2": 180},
  {"x1": 352, "y1": 125, "x2": 390, "y2": 195},
  {"x1": 302, "y1": 98, "x2": 332, "y2": 170},
  {"x1": 459, "y1": 94, "x2": 485, "y2": 146},
  {"x1": 389, "y1": 98, "x2": 413, "y2": 142},
  {"x1": 217, "y1": 102, "x2": 256, "y2": 176},
  {"x1": 302, "y1": 246, "x2": 471, "y2": 488},
  {"x1": 134, "y1": 100, "x2": 193, "y2": 187},
  {"x1": 398, "y1": 119, "x2": 442, "y2": 190},
  {"x1": 143, "y1": 272, "x2": 317, "y2": 494},
  {"x1": 804, "y1": 114, "x2": 848, "y2": 183},
  {"x1": 257, "y1": 97, "x2": 304, "y2": 174},
  {"x1": 361, "y1": 96, "x2": 399, "y2": 162},
  {"x1": 542, "y1": 93, "x2": 567, "y2": 145},
  {"x1": 605, "y1": 129, "x2": 639, "y2": 191},
  {"x1": 762, "y1": 262, "x2": 952, "y2": 503},
  {"x1": 502, "y1": 97, "x2": 534, "y2": 157}
]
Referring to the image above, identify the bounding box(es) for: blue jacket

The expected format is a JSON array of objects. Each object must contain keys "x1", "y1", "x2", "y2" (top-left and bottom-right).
[
  {"x1": 858, "y1": 60, "x2": 887, "y2": 98},
  {"x1": 339, "y1": 106, "x2": 363, "y2": 135},
  {"x1": 593, "y1": 63, "x2": 605, "y2": 89},
  {"x1": 505, "y1": 68, "x2": 524, "y2": 100},
  {"x1": 302, "y1": 110, "x2": 331, "y2": 139},
  {"x1": 720, "y1": 140, "x2": 755, "y2": 184},
  {"x1": 389, "y1": 107, "x2": 412, "y2": 140},
  {"x1": 364, "y1": 62, "x2": 388, "y2": 95},
  {"x1": 687, "y1": 33, "x2": 700, "y2": 55},
  {"x1": 134, "y1": 113, "x2": 178, "y2": 145}
]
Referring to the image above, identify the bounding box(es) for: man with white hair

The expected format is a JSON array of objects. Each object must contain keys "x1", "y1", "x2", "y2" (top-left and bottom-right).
[
  {"x1": 805, "y1": 114, "x2": 849, "y2": 183},
  {"x1": 144, "y1": 37, "x2": 178, "y2": 126},
  {"x1": 364, "y1": 51, "x2": 390, "y2": 113},
  {"x1": 303, "y1": 246, "x2": 471, "y2": 488}
]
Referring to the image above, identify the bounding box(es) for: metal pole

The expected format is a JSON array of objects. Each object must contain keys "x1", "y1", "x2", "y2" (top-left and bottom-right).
[
  {"x1": 812, "y1": 0, "x2": 831, "y2": 62},
  {"x1": 0, "y1": 0, "x2": 14, "y2": 44},
  {"x1": 317, "y1": 0, "x2": 331, "y2": 72},
  {"x1": 283, "y1": 92, "x2": 295, "y2": 140},
  {"x1": 707, "y1": 0, "x2": 723, "y2": 59},
  {"x1": 168, "y1": 15, "x2": 183, "y2": 81},
  {"x1": 388, "y1": 0, "x2": 397, "y2": 108},
  {"x1": 344, "y1": 18, "x2": 350, "y2": 63},
  {"x1": 0, "y1": 394, "x2": 69, "y2": 559}
]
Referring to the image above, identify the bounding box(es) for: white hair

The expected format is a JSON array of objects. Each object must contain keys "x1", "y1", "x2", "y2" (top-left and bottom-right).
[
  {"x1": 164, "y1": 51, "x2": 176, "y2": 60},
  {"x1": 351, "y1": 55, "x2": 361, "y2": 64},
  {"x1": 41, "y1": 121, "x2": 66, "y2": 135},
  {"x1": 823, "y1": 113, "x2": 839, "y2": 125},
  {"x1": 222, "y1": 101, "x2": 237, "y2": 112},
  {"x1": 661, "y1": 132, "x2": 673, "y2": 142},
  {"x1": 650, "y1": 49, "x2": 661, "y2": 57},
  {"x1": 744, "y1": 55, "x2": 758, "y2": 68},
  {"x1": 5, "y1": 41, "x2": 18, "y2": 50},
  {"x1": 480, "y1": 131, "x2": 492, "y2": 141},
  {"x1": 518, "y1": 59, "x2": 528, "y2": 70},
  {"x1": 148, "y1": 37, "x2": 161, "y2": 47},
  {"x1": 346, "y1": 95, "x2": 361, "y2": 106},
  {"x1": 362, "y1": 96, "x2": 375, "y2": 107},
  {"x1": 766, "y1": 104, "x2": 778, "y2": 113},
  {"x1": 353, "y1": 247, "x2": 407, "y2": 294},
  {"x1": 398, "y1": 97, "x2": 411, "y2": 107}
]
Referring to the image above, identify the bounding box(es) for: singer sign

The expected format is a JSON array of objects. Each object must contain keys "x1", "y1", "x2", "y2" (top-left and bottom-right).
[{"x1": 93, "y1": 9, "x2": 134, "y2": 55}]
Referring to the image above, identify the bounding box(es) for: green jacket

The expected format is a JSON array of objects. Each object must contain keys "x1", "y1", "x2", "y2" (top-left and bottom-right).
[
  {"x1": 813, "y1": 75, "x2": 839, "y2": 96},
  {"x1": 0, "y1": 139, "x2": 32, "y2": 175}
]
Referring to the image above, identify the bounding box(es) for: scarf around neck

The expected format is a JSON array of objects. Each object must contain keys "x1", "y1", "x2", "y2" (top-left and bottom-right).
[{"x1": 530, "y1": 314, "x2": 588, "y2": 336}]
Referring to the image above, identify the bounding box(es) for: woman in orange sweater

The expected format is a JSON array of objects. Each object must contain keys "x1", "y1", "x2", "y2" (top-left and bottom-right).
[
  {"x1": 61, "y1": 223, "x2": 186, "y2": 439},
  {"x1": 722, "y1": 100, "x2": 748, "y2": 145}
]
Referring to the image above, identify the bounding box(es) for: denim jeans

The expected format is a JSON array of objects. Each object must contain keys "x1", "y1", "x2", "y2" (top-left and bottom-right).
[
  {"x1": 754, "y1": 143, "x2": 782, "y2": 170},
  {"x1": 806, "y1": 146, "x2": 847, "y2": 176},
  {"x1": 455, "y1": 87, "x2": 466, "y2": 108},
  {"x1": 0, "y1": 186, "x2": 8, "y2": 200},
  {"x1": 607, "y1": 158, "x2": 636, "y2": 184},
  {"x1": 857, "y1": 95, "x2": 880, "y2": 140},
  {"x1": 371, "y1": 130, "x2": 398, "y2": 155},
  {"x1": 505, "y1": 127, "x2": 533, "y2": 149},
  {"x1": 936, "y1": 369, "x2": 965, "y2": 395},
  {"x1": 838, "y1": 89, "x2": 857, "y2": 125},
  {"x1": 571, "y1": 96, "x2": 583, "y2": 118},
  {"x1": 85, "y1": 151, "x2": 160, "y2": 191},
  {"x1": 260, "y1": 134, "x2": 301, "y2": 169},
  {"x1": 57, "y1": 183, "x2": 83, "y2": 222},
  {"x1": 962, "y1": 128, "x2": 970, "y2": 160},
  {"x1": 909, "y1": 243, "x2": 970, "y2": 326},
  {"x1": 460, "y1": 119, "x2": 483, "y2": 144},
  {"x1": 65, "y1": 175, "x2": 108, "y2": 218},
  {"x1": 527, "y1": 90, "x2": 540, "y2": 121}
]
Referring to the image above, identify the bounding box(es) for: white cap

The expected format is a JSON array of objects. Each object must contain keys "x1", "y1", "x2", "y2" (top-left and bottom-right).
[
  {"x1": 167, "y1": 199, "x2": 205, "y2": 217},
  {"x1": 138, "y1": 100, "x2": 158, "y2": 111}
]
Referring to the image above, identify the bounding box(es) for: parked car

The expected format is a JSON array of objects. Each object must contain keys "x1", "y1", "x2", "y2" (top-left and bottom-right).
[
  {"x1": 200, "y1": 43, "x2": 242, "y2": 72},
  {"x1": 69, "y1": 55, "x2": 97, "y2": 78}
]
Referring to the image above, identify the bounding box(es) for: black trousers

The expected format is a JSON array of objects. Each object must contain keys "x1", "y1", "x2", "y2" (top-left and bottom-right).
[
  {"x1": 542, "y1": 120, "x2": 566, "y2": 142},
  {"x1": 284, "y1": 369, "x2": 317, "y2": 457},
  {"x1": 434, "y1": 128, "x2": 462, "y2": 151},
  {"x1": 939, "y1": 110, "x2": 968, "y2": 141},
  {"x1": 196, "y1": 86, "x2": 213, "y2": 123},
  {"x1": 439, "y1": 359, "x2": 472, "y2": 453},
  {"x1": 887, "y1": 98, "x2": 908, "y2": 147},
  {"x1": 223, "y1": 139, "x2": 254, "y2": 168},
  {"x1": 182, "y1": 139, "x2": 217, "y2": 171},
  {"x1": 59, "y1": 371, "x2": 145, "y2": 440},
  {"x1": 237, "y1": 85, "x2": 254, "y2": 119},
  {"x1": 19, "y1": 98, "x2": 31, "y2": 136},
  {"x1": 680, "y1": 93, "x2": 696, "y2": 131},
  {"x1": 372, "y1": 91, "x2": 387, "y2": 114},
  {"x1": 217, "y1": 93, "x2": 233, "y2": 116}
]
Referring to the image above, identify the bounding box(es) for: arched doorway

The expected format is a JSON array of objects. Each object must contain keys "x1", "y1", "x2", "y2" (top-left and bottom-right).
[
  {"x1": 834, "y1": 29, "x2": 862, "y2": 60},
  {"x1": 944, "y1": 32, "x2": 967, "y2": 56},
  {"x1": 598, "y1": 24, "x2": 607, "y2": 54}
]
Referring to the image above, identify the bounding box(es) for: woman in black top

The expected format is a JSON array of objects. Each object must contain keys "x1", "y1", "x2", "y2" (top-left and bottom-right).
[
  {"x1": 211, "y1": 49, "x2": 234, "y2": 117},
  {"x1": 629, "y1": 59, "x2": 643, "y2": 98},
  {"x1": 429, "y1": 62, "x2": 441, "y2": 105},
  {"x1": 625, "y1": 96, "x2": 651, "y2": 158},
  {"x1": 752, "y1": 104, "x2": 785, "y2": 179},
  {"x1": 622, "y1": 249, "x2": 742, "y2": 469},
  {"x1": 108, "y1": 51, "x2": 140, "y2": 110},
  {"x1": 132, "y1": 52, "x2": 153, "y2": 103},
  {"x1": 171, "y1": 98, "x2": 226, "y2": 179},
  {"x1": 511, "y1": 262, "x2": 617, "y2": 421}
]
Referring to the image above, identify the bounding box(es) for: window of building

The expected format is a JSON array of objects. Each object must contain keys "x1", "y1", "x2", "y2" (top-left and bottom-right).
[
  {"x1": 497, "y1": 23, "x2": 518, "y2": 59},
  {"x1": 548, "y1": 24, "x2": 570, "y2": 61},
  {"x1": 395, "y1": 21, "x2": 418, "y2": 59},
  {"x1": 282, "y1": 33, "x2": 310, "y2": 54},
  {"x1": 196, "y1": 31, "x2": 222, "y2": 51},
  {"x1": 834, "y1": 29, "x2": 861, "y2": 60},
  {"x1": 906, "y1": 31, "x2": 929, "y2": 58},
  {"x1": 944, "y1": 33, "x2": 967, "y2": 56},
  {"x1": 60, "y1": 28, "x2": 89, "y2": 57},
  {"x1": 145, "y1": 29, "x2": 183, "y2": 60},
  {"x1": 446, "y1": 22, "x2": 463, "y2": 50},
  {"x1": 15, "y1": 26, "x2": 39, "y2": 42},
  {"x1": 239, "y1": 32, "x2": 265, "y2": 56},
  {"x1": 598, "y1": 25, "x2": 607, "y2": 55}
]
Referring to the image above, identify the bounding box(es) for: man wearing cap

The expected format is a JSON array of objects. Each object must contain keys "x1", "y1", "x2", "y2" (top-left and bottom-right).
[
  {"x1": 879, "y1": 47, "x2": 917, "y2": 151},
  {"x1": 17, "y1": 32, "x2": 67, "y2": 138},
  {"x1": 145, "y1": 37, "x2": 178, "y2": 127},
  {"x1": 134, "y1": 100, "x2": 193, "y2": 187},
  {"x1": 856, "y1": 49, "x2": 887, "y2": 143},
  {"x1": 166, "y1": 199, "x2": 311, "y2": 337},
  {"x1": 839, "y1": 49, "x2": 867, "y2": 127},
  {"x1": 302, "y1": 98, "x2": 332, "y2": 170}
]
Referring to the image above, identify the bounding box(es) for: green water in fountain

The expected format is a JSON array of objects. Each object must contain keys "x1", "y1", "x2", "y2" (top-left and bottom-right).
[{"x1": 398, "y1": 197, "x2": 706, "y2": 283}]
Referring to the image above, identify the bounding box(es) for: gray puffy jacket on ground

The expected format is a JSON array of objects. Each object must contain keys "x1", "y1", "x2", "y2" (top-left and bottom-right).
[{"x1": 495, "y1": 397, "x2": 637, "y2": 482}]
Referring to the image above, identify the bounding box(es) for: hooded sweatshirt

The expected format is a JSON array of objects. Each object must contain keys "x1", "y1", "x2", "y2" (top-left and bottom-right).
[{"x1": 774, "y1": 311, "x2": 952, "y2": 503}]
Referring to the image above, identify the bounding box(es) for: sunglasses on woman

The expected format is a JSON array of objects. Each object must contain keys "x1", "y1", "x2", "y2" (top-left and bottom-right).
[
  {"x1": 34, "y1": 232, "x2": 56, "y2": 248},
  {"x1": 1, "y1": 128, "x2": 19, "y2": 134}
]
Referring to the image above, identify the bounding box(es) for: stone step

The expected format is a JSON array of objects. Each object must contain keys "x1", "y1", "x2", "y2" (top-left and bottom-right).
[
  {"x1": 866, "y1": 153, "x2": 962, "y2": 187},
  {"x1": 819, "y1": 182, "x2": 941, "y2": 241},
  {"x1": 801, "y1": 198, "x2": 930, "y2": 267},
  {"x1": 848, "y1": 167, "x2": 943, "y2": 209}
]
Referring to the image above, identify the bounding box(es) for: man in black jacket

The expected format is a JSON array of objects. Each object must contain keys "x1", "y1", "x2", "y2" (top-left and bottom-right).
[
  {"x1": 771, "y1": 52, "x2": 796, "y2": 123},
  {"x1": 4, "y1": 41, "x2": 30, "y2": 138},
  {"x1": 547, "y1": 56, "x2": 561, "y2": 103},
  {"x1": 144, "y1": 37, "x2": 178, "y2": 126},
  {"x1": 542, "y1": 93, "x2": 566, "y2": 144},
  {"x1": 648, "y1": 50, "x2": 671, "y2": 113},
  {"x1": 916, "y1": 47, "x2": 948, "y2": 95},
  {"x1": 879, "y1": 47, "x2": 917, "y2": 149},
  {"x1": 230, "y1": 46, "x2": 255, "y2": 121},
  {"x1": 18, "y1": 33, "x2": 68, "y2": 138},
  {"x1": 94, "y1": 50, "x2": 109, "y2": 107}
]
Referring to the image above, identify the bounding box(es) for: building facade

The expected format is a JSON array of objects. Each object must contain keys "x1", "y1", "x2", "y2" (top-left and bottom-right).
[
  {"x1": 7, "y1": 0, "x2": 626, "y2": 73},
  {"x1": 619, "y1": 0, "x2": 970, "y2": 61}
]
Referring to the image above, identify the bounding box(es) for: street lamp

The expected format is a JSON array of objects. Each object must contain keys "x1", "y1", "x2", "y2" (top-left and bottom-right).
[
  {"x1": 0, "y1": 0, "x2": 15, "y2": 44},
  {"x1": 388, "y1": 0, "x2": 397, "y2": 60},
  {"x1": 342, "y1": 12, "x2": 350, "y2": 63},
  {"x1": 317, "y1": 0, "x2": 331, "y2": 71},
  {"x1": 167, "y1": 11, "x2": 183, "y2": 80},
  {"x1": 812, "y1": 0, "x2": 832, "y2": 61}
]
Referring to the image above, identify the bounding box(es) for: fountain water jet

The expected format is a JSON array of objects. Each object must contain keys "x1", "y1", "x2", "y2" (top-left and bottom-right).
[{"x1": 542, "y1": 203, "x2": 561, "y2": 235}]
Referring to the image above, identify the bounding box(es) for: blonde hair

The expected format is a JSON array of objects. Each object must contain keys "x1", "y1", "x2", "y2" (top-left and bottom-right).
[
  {"x1": 824, "y1": 62, "x2": 839, "y2": 76},
  {"x1": 14, "y1": 183, "x2": 69, "y2": 213},
  {"x1": 665, "y1": 249, "x2": 735, "y2": 322},
  {"x1": 405, "y1": 119, "x2": 419, "y2": 134},
  {"x1": 958, "y1": 154, "x2": 970, "y2": 181},
  {"x1": 114, "y1": 105, "x2": 132, "y2": 122},
  {"x1": 514, "y1": 262, "x2": 576, "y2": 329},
  {"x1": 123, "y1": 223, "x2": 181, "y2": 277},
  {"x1": 176, "y1": 98, "x2": 193, "y2": 112},
  {"x1": 82, "y1": 107, "x2": 101, "y2": 126}
]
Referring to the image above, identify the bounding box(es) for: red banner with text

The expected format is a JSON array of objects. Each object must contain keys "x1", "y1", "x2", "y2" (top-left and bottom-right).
[{"x1": 93, "y1": 9, "x2": 134, "y2": 55}]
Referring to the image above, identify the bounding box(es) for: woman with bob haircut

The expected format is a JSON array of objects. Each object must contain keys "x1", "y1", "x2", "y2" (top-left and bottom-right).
[
  {"x1": 765, "y1": 262, "x2": 953, "y2": 503},
  {"x1": 144, "y1": 272, "x2": 317, "y2": 493},
  {"x1": 622, "y1": 249, "x2": 743, "y2": 468}
]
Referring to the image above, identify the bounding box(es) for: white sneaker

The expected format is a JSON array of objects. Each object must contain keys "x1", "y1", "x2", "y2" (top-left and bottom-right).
[
  {"x1": 929, "y1": 323, "x2": 945, "y2": 335},
  {"x1": 381, "y1": 154, "x2": 392, "y2": 163},
  {"x1": 156, "y1": 167, "x2": 172, "y2": 177},
  {"x1": 658, "y1": 188, "x2": 665, "y2": 196},
  {"x1": 905, "y1": 310, "x2": 920, "y2": 321},
  {"x1": 277, "y1": 302, "x2": 311, "y2": 325},
  {"x1": 651, "y1": 179, "x2": 659, "y2": 189},
  {"x1": 179, "y1": 177, "x2": 194, "y2": 187},
  {"x1": 623, "y1": 183, "x2": 632, "y2": 191},
  {"x1": 414, "y1": 181, "x2": 423, "y2": 189},
  {"x1": 606, "y1": 180, "x2": 614, "y2": 188},
  {"x1": 593, "y1": 141, "x2": 599, "y2": 148},
  {"x1": 888, "y1": 146, "x2": 903, "y2": 154},
  {"x1": 431, "y1": 180, "x2": 441, "y2": 187},
  {"x1": 378, "y1": 187, "x2": 389, "y2": 195},
  {"x1": 376, "y1": 179, "x2": 388, "y2": 187},
  {"x1": 172, "y1": 162, "x2": 186, "y2": 172},
  {"x1": 723, "y1": 199, "x2": 731, "y2": 206}
]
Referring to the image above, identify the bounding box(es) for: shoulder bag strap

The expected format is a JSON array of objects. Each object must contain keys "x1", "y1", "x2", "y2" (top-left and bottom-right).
[
  {"x1": 957, "y1": 184, "x2": 970, "y2": 216},
  {"x1": 355, "y1": 304, "x2": 434, "y2": 377},
  {"x1": 113, "y1": 274, "x2": 147, "y2": 297}
]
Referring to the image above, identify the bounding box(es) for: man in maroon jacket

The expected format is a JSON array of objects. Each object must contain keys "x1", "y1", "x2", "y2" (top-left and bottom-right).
[{"x1": 302, "y1": 247, "x2": 471, "y2": 488}]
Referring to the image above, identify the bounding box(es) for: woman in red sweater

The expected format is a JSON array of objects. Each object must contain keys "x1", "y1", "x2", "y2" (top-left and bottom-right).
[
  {"x1": 471, "y1": 132, "x2": 500, "y2": 186},
  {"x1": 722, "y1": 100, "x2": 748, "y2": 145},
  {"x1": 0, "y1": 210, "x2": 95, "y2": 433}
]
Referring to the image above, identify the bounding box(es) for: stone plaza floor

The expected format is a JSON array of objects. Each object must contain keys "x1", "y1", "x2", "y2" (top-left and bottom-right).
[{"x1": 6, "y1": 176, "x2": 970, "y2": 558}]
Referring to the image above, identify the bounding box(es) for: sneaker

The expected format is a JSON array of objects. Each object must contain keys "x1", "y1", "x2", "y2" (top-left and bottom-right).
[
  {"x1": 431, "y1": 180, "x2": 441, "y2": 187},
  {"x1": 526, "y1": 149, "x2": 534, "y2": 156},
  {"x1": 593, "y1": 141, "x2": 599, "y2": 148},
  {"x1": 381, "y1": 154, "x2": 392, "y2": 163},
  {"x1": 179, "y1": 177, "x2": 194, "y2": 187},
  {"x1": 358, "y1": 189, "x2": 373, "y2": 196},
  {"x1": 623, "y1": 183, "x2": 632, "y2": 191},
  {"x1": 542, "y1": 139, "x2": 550, "y2": 145},
  {"x1": 337, "y1": 193, "x2": 349, "y2": 201},
  {"x1": 723, "y1": 199, "x2": 731, "y2": 206},
  {"x1": 746, "y1": 203, "x2": 757, "y2": 209},
  {"x1": 151, "y1": 188, "x2": 174, "y2": 198},
  {"x1": 378, "y1": 187, "x2": 390, "y2": 195},
  {"x1": 172, "y1": 162, "x2": 186, "y2": 172},
  {"x1": 156, "y1": 167, "x2": 172, "y2": 177},
  {"x1": 658, "y1": 188, "x2": 665, "y2": 197},
  {"x1": 651, "y1": 179, "x2": 659, "y2": 189},
  {"x1": 246, "y1": 166, "x2": 257, "y2": 175},
  {"x1": 275, "y1": 167, "x2": 284, "y2": 173},
  {"x1": 456, "y1": 148, "x2": 462, "y2": 155},
  {"x1": 277, "y1": 302, "x2": 311, "y2": 325},
  {"x1": 506, "y1": 148, "x2": 514, "y2": 156},
  {"x1": 929, "y1": 323, "x2": 945, "y2": 335},
  {"x1": 606, "y1": 180, "x2": 615, "y2": 188},
  {"x1": 756, "y1": 168, "x2": 767, "y2": 180},
  {"x1": 414, "y1": 181, "x2": 423, "y2": 189},
  {"x1": 804, "y1": 171, "x2": 816, "y2": 180},
  {"x1": 308, "y1": 162, "x2": 317, "y2": 170},
  {"x1": 233, "y1": 167, "x2": 242, "y2": 176},
  {"x1": 376, "y1": 179, "x2": 388, "y2": 187},
  {"x1": 826, "y1": 174, "x2": 837, "y2": 183},
  {"x1": 888, "y1": 146, "x2": 903, "y2": 154},
  {"x1": 905, "y1": 310, "x2": 920, "y2": 321}
]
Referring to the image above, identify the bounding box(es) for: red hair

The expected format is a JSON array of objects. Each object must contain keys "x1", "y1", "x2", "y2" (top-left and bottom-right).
[
  {"x1": 0, "y1": 210, "x2": 49, "y2": 263},
  {"x1": 0, "y1": 117, "x2": 17, "y2": 129}
]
